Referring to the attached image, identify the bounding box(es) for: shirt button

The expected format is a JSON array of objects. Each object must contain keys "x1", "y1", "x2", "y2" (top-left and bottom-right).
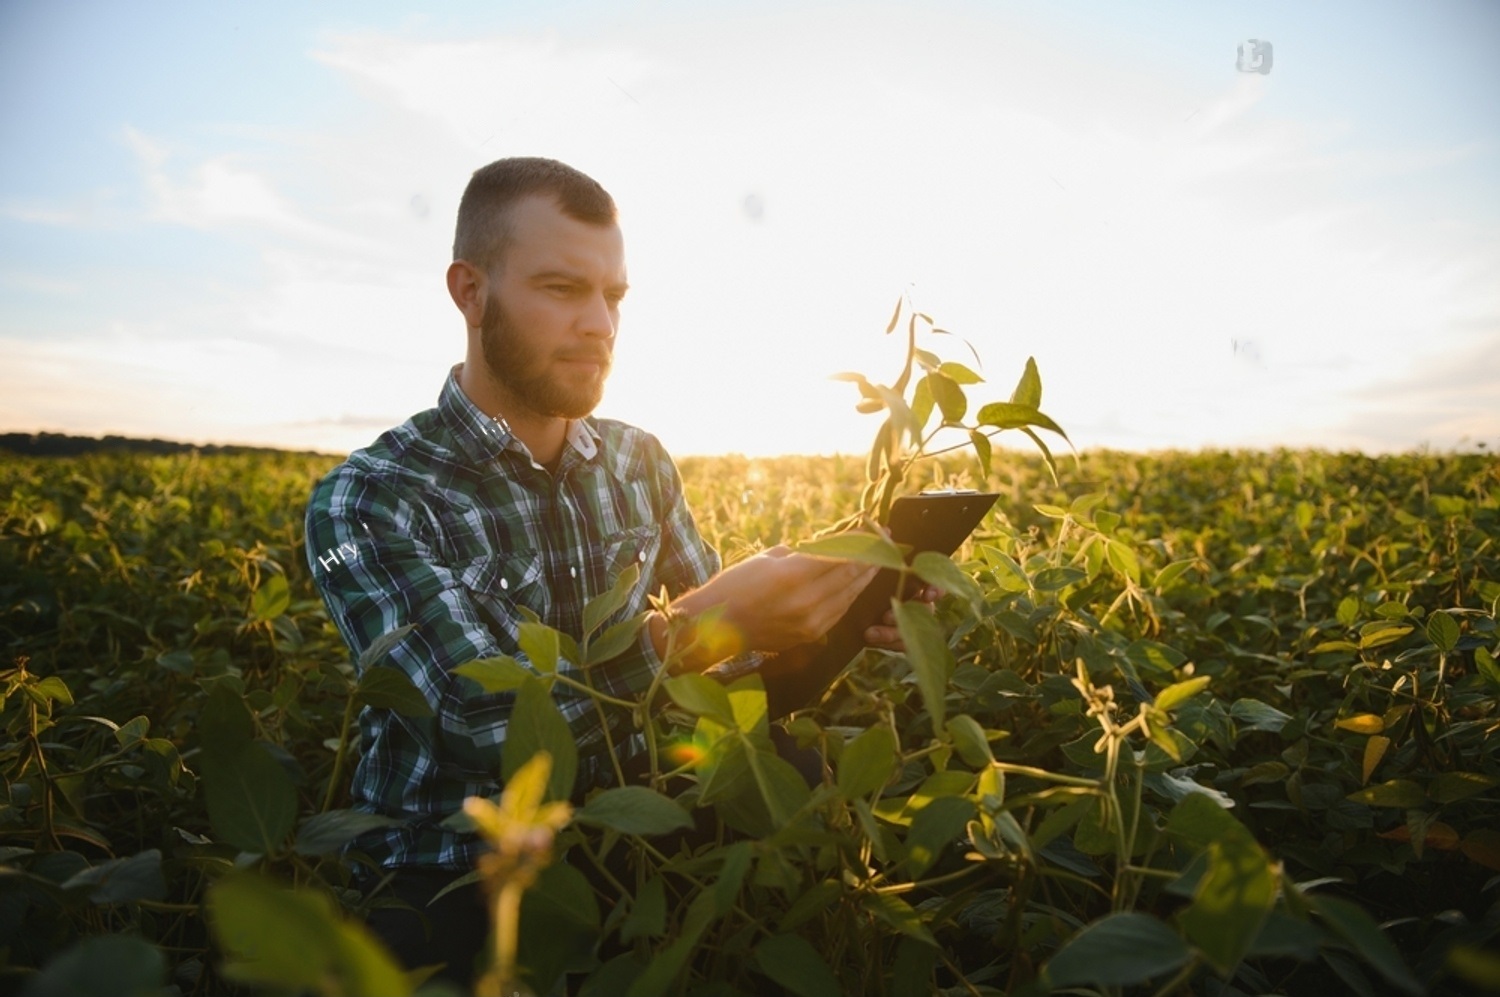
[
  {"x1": 638, "y1": 550, "x2": 646, "y2": 562},
  {"x1": 500, "y1": 577, "x2": 509, "y2": 591},
  {"x1": 570, "y1": 566, "x2": 578, "y2": 578}
]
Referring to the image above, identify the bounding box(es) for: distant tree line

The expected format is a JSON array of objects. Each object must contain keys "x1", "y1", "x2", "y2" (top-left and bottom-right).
[{"x1": 0, "y1": 432, "x2": 329, "y2": 458}]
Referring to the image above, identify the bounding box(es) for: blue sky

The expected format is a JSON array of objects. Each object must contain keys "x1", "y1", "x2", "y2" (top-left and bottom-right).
[{"x1": 3, "y1": 0, "x2": 1497, "y2": 455}]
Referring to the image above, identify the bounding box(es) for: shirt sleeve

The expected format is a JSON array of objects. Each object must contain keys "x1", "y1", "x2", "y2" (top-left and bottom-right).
[{"x1": 305, "y1": 461, "x2": 676, "y2": 785}]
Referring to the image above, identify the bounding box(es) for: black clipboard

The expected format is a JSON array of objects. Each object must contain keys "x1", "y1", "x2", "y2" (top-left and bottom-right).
[{"x1": 746, "y1": 491, "x2": 998, "y2": 719}]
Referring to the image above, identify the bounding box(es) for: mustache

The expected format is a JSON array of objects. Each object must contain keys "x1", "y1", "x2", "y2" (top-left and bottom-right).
[{"x1": 558, "y1": 348, "x2": 612, "y2": 365}]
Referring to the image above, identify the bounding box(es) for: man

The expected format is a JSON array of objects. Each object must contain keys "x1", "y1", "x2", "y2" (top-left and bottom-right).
[{"x1": 304, "y1": 157, "x2": 918, "y2": 984}]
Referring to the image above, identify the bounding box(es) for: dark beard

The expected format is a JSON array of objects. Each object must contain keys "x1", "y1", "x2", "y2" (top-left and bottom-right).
[{"x1": 479, "y1": 291, "x2": 609, "y2": 420}]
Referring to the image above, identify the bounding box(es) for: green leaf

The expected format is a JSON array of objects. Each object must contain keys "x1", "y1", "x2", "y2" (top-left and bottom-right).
[
  {"x1": 19, "y1": 934, "x2": 166, "y2": 997},
  {"x1": 1311, "y1": 895, "x2": 1423, "y2": 995},
  {"x1": 969, "y1": 430, "x2": 992, "y2": 477},
  {"x1": 202, "y1": 741, "x2": 298, "y2": 855},
  {"x1": 1183, "y1": 833, "x2": 1277, "y2": 973},
  {"x1": 1428, "y1": 771, "x2": 1500, "y2": 804},
  {"x1": 251, "y1": 573, "x2": 290, "y2": 621},
  {"x1": 905, "y1": 795, "x2": 975, "y2": 877},
  {"x1": 353, "y1": 666, "x2": 434, "y2": 718},
  {"x1": 1425, "y1": 611, "x2": 1460, "y2": 652},
  {"x1": 1165, "y1": 791, "x2": 1240, "y2": 850},
  {"x1": 518, "y1": 619, "x2": 562, "y2": 673},
  {"x1": 939, "y1": 360, "x2": 983, "y2": 385},
  {"x1": 893, "y1": 598, "x2": 954, "y2": 732},
  {"x1": 911, "y1": 551, "x2": 984, "y2": 616},
  {"x1": 198, "y1": 682, "x2": 253, "y2": 761},
  {"x1": 1105, "y1": 537, "x2": 1141, "y2": 583},
  {"x1": 884, "y1": 295, "x2": 902, "y2": 335},
  {"x1": 1149, "y1": 559, "x2": 1195, "y2": 591},
  {"x1": 837, "y1": 726, "x2": 898, "y2": 799},
  {"x1": 626, "y1": 890, "x2": 717, "y2": 997},
  {"x1": 209, "y1": 871, "x2": 411, "y2": 996},
  {"x1": 1346, "y1": 779, "x2": 1426, "y2": 808},
  {"x1": 585, "y1": 611, "x2": 649, "y2": 667},
  {"x1": 1229, "y1": 698, "x2": 1291, "y2": 734},
  {"x1": 576, "y1": 787, "x2": 693, "y2": 836},
  {"x1": 754, "y1": 933, "x2": 843, "y2": 997},
  {"x1": 927, "y1": 371, "x2": 967, "y2": 423},
  {"x1": 1337, "y1": 596, "x2": 1360, "y2": 626},
  {"x1": 60, "y1": 849, "x2": 166, "y2": 905},
  {"x1": 664, "y1": 673, "x2": 736, "y2": 726},
  {"x1": 793, "y1": 531, "x2": 906, "y2": 570},
  {"x1": 583, "y1": 562, "x2": 640, "y2": 639},
  {"x1": 1476, "y1": 646, "x2": 1500, "y2": 688},
  {"x1": 746, "y1": 743, "x2": 812, "y2": 829},
  {"x1": 713, "y1": 841, "x2": 753, "y2": 916},
  {"x1": 619, "y1": 876, "x2": 667, "y2": 943},
  {"x1": 502, "y1": 676, "x2": 578, "y2": 802},
  {"x1": 863, "y1": 891, "x2": 936, "y2": 945},
  {"x1": 975, "y1": 402, "x2": 1068, "y2": 442},
  {"x1": 944, "y1": 714, "x2": 994, "y2": 767},
  {"x1": 454, "y1": 655, "x2": 534, "y2": 694},
  {"x1": 31, "y1": 675, "x2": 73, "y2": 706},
  {"x1": 1044, "y1": 913, "x2": 1192, "y2": 988},
  {"x1": 294, "y1": 810, "x2": 402, "y2": 856},
  {"x1": 355, "y1": 623, "x2": 417, "y2": 673},
  {"x1": 1155, "y1": 676, "x2": 1211, "y2": 714},
  {"x1": 1009, "y1": 356, "x2": 1042, "y2": 408}
]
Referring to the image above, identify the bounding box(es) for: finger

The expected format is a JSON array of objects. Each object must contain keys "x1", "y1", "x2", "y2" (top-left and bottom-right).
[{"x1": 863, "y1": 625, "x2": 904, "y2": 650}]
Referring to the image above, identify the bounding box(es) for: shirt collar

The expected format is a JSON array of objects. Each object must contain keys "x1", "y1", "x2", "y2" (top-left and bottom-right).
[{"x1": 439, "y1": 363, "x2": 601, "y2": 470}]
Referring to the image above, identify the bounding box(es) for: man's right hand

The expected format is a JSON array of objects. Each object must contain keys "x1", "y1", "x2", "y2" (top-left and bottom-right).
[{"x1": 647, "y1": 546, "x2": 879, "y2": 672}]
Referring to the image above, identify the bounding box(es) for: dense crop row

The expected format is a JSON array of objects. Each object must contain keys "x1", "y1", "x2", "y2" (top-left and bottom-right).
[{"x1": 1, "y1": 445, "x2": 1496, "y2": 995}]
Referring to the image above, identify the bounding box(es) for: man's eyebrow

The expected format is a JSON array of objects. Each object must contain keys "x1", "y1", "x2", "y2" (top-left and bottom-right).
[{"x1": 527, "y1": 270, "x2": 629, "y2": 295}]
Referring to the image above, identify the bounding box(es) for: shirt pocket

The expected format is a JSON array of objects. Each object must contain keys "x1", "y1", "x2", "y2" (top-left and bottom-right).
[
  {"x1": 451, "y1": 548, "x2": 546, "y2": 645},
  {"x1": 598, "y1": 523, "x2": 663, "y2": 622}
]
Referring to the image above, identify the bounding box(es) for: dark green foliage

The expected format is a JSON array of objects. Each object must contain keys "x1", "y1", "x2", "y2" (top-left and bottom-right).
[{"x1": 1, "y1": 445, "x2": 1497, "y2": 996}]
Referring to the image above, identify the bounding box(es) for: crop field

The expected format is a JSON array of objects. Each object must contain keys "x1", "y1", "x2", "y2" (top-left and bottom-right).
[{"x1": 1, "y1": 443, "x2": 1497, "y2": 996}]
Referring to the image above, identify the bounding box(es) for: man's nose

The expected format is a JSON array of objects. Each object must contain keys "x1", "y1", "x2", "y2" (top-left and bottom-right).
[{"x1": 578, "y1": 291, "x2": 617, "y2": 341}]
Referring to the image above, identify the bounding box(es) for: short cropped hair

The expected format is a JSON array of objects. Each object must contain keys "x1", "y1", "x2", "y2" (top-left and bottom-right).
[{"x1": 453, "y1": 157, "x2": 617, "y2": 271}]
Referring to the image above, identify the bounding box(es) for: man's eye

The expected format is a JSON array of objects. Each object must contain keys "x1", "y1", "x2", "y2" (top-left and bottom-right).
[{"x1": 546, "y1": 285, "x2": 574, "y2": 295}]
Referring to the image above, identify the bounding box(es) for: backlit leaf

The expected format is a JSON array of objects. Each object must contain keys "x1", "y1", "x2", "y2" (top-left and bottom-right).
[
  {"x1": 893, "y1": 598, "x2": 954, "y2": 731},
  {"x1": 454, "y1": 655, "x2": 532, "y2": 694},
  {"x1": 583, "y1": 563, "x2": 640, "y2": 639},
  {"x1": 1009, "y1": 356, "x2": 1042, "y2": 409},
  {"x1": 354, "y1": 665, "x2": 434, "y2": 717},
  {"x1": 1335, "y1": 713, "x2": 1384, "y2": 734},
  {"x1": 1346, "y1": 779, "x2": 1425, "y2": 808},
  {"x1": 1362, "y1": 735, "x2": 1390, "y2": 785},
  {"x1": 793, "y1": 531, "x2": 906, "y2": 570},
  {"x1": 251, "y1": 574, "x2": 289, "y2": 622},
  {"x1": 502, "y1": 676, "x2": 578, "y2": 801},
  {"x1": 1155, "y1": 676, "x2": 1211, "y2": 713},
  {"x1": 1425, "y1": 610, "x2": 1459, "y2": 652},
  {"x1": 837, "y1": 726, "x2": 898, "y2": 799}
]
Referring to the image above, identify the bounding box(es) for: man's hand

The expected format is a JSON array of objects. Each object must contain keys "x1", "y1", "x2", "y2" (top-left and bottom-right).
[
  {"x1": 648, "y1": 546, "x2": 879, "y2": 671},
  {"x1": 863, "y1": 585, "x2": 942, "y2": 651}
]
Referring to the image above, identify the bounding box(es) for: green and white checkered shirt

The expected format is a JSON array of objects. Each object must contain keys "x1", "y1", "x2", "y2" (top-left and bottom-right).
[{"x1": 305, "y1": 364, "x2": 719, "y2": 871}]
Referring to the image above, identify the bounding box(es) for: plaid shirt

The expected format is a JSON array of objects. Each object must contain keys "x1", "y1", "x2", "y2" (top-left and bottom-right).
[{"x1": 305, "y1": 364, "x2": 719, "y2": 871}]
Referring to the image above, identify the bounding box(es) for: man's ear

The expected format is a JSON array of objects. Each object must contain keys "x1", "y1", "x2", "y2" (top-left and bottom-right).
[{"x1": 446, "y1": 260, "x2": 487, "y2": 329}]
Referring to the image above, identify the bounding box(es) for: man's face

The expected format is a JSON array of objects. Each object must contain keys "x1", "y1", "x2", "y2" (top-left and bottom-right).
[{"x1": 477, "y1": 195, "x2": 627, "y2": 422}]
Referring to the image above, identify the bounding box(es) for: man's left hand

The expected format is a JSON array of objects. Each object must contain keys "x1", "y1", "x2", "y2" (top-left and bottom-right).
[{"x1": 863, "y1": 585, "x2": 942, "y2": 651}]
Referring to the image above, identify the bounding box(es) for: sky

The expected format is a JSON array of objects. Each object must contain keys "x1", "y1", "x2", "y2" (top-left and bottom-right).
[{"x1": 2, "y1": 0, "x2": 1498, "y2": 458}]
